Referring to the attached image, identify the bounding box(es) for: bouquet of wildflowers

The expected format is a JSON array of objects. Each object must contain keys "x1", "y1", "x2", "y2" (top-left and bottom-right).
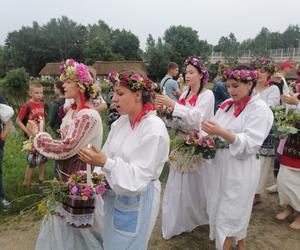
[
  {"x1": 38, "y1": 171, "x2": 106, "y2": 217},
  {"x1": 64, "y1": 171, "x2": 106, "y2": 200},
  {"x1": 169, "y1": 132, "x2": 228, "y2": 172},
  {"x1": 182, "y1": 132, "x2": 228, "y2": 159}
]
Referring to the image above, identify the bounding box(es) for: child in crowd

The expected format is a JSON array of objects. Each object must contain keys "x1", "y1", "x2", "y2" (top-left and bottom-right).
[
  {"x1": 16, "y1": 80, "x2": 47, "y2": 187},
  {"x1": 48, "y1": 80, "x2": 65, "y2": 137}
]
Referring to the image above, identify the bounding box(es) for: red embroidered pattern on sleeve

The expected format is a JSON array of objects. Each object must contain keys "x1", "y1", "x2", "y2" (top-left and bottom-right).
[{"x1": 36, "y1": 114, "x2": 97, "y2": 159}]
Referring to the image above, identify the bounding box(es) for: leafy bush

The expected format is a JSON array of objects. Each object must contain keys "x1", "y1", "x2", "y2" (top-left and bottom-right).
[{"x1": 4, "y1": 67, "x2": 29, "y2": 95}]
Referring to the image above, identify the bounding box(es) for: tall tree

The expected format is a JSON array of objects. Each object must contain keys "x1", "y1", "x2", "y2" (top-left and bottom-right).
[
  {"x1": 164, "y1": 25, "x2": 200, "y2": 65},
  {"x1": 111, "y1": 29, "x2": 141, "y2": 60},
  {"x1": 144, "y1": 35, "x2": 173, "y2": 81},
  {"x1": 85, "y1": 20, "x2": 117, "y2": 64}
]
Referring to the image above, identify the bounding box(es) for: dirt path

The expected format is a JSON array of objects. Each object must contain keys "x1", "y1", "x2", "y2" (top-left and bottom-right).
[{"x1": 1, "y1": 178, "x2": 300, "y2": 250}]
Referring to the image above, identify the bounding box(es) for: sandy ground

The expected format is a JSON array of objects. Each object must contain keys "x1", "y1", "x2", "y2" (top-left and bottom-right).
[{"x1": 1, "y1": 172, "x2": 300, "y2": 250}]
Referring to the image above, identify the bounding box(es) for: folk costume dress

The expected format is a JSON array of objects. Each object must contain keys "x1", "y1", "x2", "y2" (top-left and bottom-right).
[
  {"x1": 207, "y1": 94, "x2": 273, "y2": 250},
  {"x1": 253, "y1": 86, "x2": 280, "y2": 194},
  {"x1": 277, "y1": 119, "x2": 300, "y2": 213},
  {"x1": 162, "y1": 89, "x2": 215, "y2": 239},
  {"x1": 34, "y1": 108, "x2": 104, "y2": 250},
  {"x1": 100, "y1": 109, "x2": 170, "y2": 250}
]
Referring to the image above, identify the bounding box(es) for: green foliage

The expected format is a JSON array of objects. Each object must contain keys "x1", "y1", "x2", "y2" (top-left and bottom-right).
[
  {"x1": 164, "y1": 25, "x2": 200, "y2": 64},
  {"x1": 215, "y1": 32, "x2": 239, "y2": 58},
  {"x1": 1, "y1": 130, "x2": 54, "y2": 216},
  {"x1": 4, "y1": 67, "x2": 29, "y2": 95},
  {"x1": 0, "y1": 46, "x2": 8, "y2": 78},
  {"x1": 272, "y1": 106, "x2": 300, "y2": 138},
  {"x1": 111, "y1": 29, "x2": 141, "y2": 60},
  {"x1": 144, "y1": 35, "x2": 173, "y2": 81}
]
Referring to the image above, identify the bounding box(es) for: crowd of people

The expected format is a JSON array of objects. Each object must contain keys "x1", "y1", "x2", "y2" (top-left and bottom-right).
[{"x1": 0, "y1": 56, "x2": 299, "y2": 250}]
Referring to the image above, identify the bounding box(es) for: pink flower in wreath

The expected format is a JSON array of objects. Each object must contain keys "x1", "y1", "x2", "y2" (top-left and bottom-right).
[
  {"x1": 240, "y1": 70, "x2": 247, "y2": 80},
  {"x1": 76, "y1": 63, "x2": 90, "y2": 83},
  {"x1": 66, "y1": 59, "x2": 76, "y2": 66},
  {"x1": 131, "y1": 74, "x2": 141, "y2": 82},
  {"x1": 95, "y1": 184, "x2": 106, "y2": 195}
]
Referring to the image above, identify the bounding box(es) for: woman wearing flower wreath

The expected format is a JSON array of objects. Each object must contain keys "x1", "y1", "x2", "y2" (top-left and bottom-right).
[
  {"x1": 156, "y1": 56, "x2": 215, "y2": 239},
  {"x1": 202, "y1": 65, "x2": 273, "y2": 250},
  {"x1": 78, "y1": 70, "x2": 170, "y2": 250},
  {"x1": 251, "y1": 57, "x2": 281, "y2": 205},
  {"x1": 26, "y1": 59, "x2": 104, "y2": 250}
]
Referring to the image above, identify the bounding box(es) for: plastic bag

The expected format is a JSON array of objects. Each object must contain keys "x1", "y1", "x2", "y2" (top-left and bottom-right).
[{"x1": 0, "y1": 103, "x2": 14, "y2": 123}]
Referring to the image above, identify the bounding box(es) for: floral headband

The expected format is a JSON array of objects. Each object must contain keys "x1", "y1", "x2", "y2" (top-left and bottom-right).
[
  {"x1": 251, "y1": 57, "x2": 277, "y2": 75},
  {"x1": 108, "y1": 71, "x2": 157, "y2": 92},
  {"x1": 184, "y1": 56, "x2": 209, "y2": 84},
  {"x1": 223, "y1": 67, "x2": 258, "y2": 82},
  {"x1": 59, "y1": 59, "x2": 98, "y2": 98}
]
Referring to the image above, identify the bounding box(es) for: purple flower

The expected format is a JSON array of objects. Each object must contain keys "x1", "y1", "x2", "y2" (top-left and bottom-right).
[
  {"x1": 69, "y1": 184, "x2": 80, "y2": 195},
  {"x1": 249, "y1": 71, "x2": 256, "y2": 79},
  {"x1": 108, "y1": 71, "x2": 118, "y2": 83},
  {"x1": 95, "y1": 184, "x2": 106, "y2": 195}
]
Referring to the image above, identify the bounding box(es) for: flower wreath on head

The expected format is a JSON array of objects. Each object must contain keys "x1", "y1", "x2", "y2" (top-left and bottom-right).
[
  {"x1": 59, "y1": 59, "x2": 98, "y2": 99},
  {"x1": 223, "y1": 67, "x2": 258, "y2": 82},
  {"x1": 108, "y1": 71, "x2": 157, "y2": 92},
  {"x1": 184, "y1": 56, "x2": 209, "y2": 84},
  {"x1": 251, "y1": 57, "x2": 277, "y2": 75}
]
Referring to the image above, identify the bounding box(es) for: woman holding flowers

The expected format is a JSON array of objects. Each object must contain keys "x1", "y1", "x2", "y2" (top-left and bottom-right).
[
  {"x1": 26, "y1": 59, "x2": 104, "y2": 250},
  {"x1": 156, "y1": 56, "x2": 214, "y2": 239},
  {"x1": 202, "y1": 66, "x2": 273, "y2": 250},
  {"x1": 78, "y1": 71, "x2": 170, "y2": 250},
  {"x1": 251, "y1": 58, "x2": 280, "y2": 205}
]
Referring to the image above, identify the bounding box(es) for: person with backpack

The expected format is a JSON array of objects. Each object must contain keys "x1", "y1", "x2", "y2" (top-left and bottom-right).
[
  {"x1": 16, "y1": 80, "x2": 47, "y2": 187},
  {"x1": 160, "y1": 62, "x2": 182, "y2": 101}
]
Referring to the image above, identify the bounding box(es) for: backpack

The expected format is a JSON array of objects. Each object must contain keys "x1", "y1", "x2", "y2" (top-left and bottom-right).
[
  {"x1": 53, "y1": 98, "x2": 66, "y2": 124},
  {"x1": 20, "y1": 102, "x2": 31, "y2": 139},
  {"x1": 21, "y1": 103, "x2": 31, "y2": 127}
]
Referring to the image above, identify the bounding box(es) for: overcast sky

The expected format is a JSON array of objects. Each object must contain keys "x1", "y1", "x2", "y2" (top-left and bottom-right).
[{"x1": 1, "y1": 0, "x2": 299, "y2": 49}]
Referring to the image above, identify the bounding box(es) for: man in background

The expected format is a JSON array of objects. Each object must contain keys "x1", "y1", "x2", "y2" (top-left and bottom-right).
[{"x1": 160, "y1": 62, "x2": 181, "y2": 101}]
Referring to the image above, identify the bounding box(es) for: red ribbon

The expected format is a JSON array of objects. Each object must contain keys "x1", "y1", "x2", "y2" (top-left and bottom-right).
[
  {"x1": 71, "y1": 91, "x2": 90, "y2": 111},
  {"x1": 219, "y1": 96, "x2": 251, "y2": 117},
  {"x1": 264, "y1": 80, "x2": 271, "y2": 86},
  {"x1": 131, "y1": 103, "x2": 156, "y2": 129},
  {"x1": 178, "y1": 94, "x2": 198, "y2": 107}
]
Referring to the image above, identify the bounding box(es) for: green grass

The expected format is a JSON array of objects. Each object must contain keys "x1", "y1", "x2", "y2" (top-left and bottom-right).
[{"x1": 0, "y1": 111, "x2": 110, "y2": 220}]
